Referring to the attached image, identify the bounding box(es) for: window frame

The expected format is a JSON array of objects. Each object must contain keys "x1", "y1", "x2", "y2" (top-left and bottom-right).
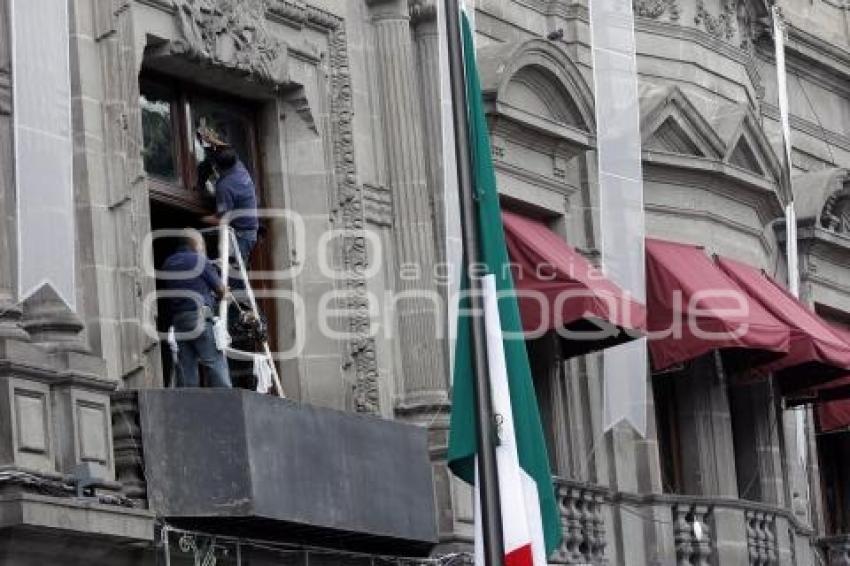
[{"x1": 140, "y1": 72, "x2": 264, "y2": 215}]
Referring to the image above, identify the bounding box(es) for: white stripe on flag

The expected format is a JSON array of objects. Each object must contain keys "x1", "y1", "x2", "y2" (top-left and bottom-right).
[{"x1": 479, "y1": 275, "x2": 545, "y2": 565}]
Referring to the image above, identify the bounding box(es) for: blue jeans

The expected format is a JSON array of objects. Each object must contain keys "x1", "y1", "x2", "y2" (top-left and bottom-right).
[
  {"x1": 230, "y1": 230, "x2": 257, "y2": 291},
  {"x1": 234, "y1": 230, "x2": 257, "y2": 264},
  {"x1": 172, "y1": 310, "x2": 231, "y2": 388}
]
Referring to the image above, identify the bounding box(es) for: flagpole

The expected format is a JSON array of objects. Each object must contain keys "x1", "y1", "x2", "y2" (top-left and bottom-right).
[{"x1": 444, "y1": 1, "x2": 505, "y2": 564}]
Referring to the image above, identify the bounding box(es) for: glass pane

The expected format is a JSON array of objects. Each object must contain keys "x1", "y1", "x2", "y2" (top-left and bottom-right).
[
  {"x1": 140, "y1": 91, "x2": 177, "y2": 180},
  {"x1": 190, "y1": 98, "x2": 257, "y2": 178}
]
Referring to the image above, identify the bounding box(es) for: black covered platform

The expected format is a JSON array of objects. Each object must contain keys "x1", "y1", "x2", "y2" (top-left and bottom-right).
[{"x1": 137, "y1": 389, "x2": 437, "y2": 556}]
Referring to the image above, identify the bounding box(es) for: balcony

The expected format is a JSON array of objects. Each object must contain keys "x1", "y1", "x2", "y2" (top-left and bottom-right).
[
  {"x1": 550, "y1": 478, "x2": 814, "y2": 565},
  {"x1": 112, "y1": 389, "x2": 438, "y2": 556}
]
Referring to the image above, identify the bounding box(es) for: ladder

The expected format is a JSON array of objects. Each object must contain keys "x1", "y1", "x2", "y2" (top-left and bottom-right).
[{"x1": 206, "y1": 225, "x2": 285, "y2": 398}]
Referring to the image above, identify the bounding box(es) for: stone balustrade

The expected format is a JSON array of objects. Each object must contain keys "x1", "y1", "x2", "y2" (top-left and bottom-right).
[
  {"x1": 551, "y1": 478, "x2": 609, "y2": 564},
  {"x1": 745, "y1": 509, "x2": 778, "y2": 566},
  {"x1": 673, "y1": 502, "x2": 713, "y2": 566},
  {"x1": 543, "y1": 481, "x2": 816, "y2": 565},
  {"x1": 821, "y1": 534, "x2": 850, "y2": 565}
]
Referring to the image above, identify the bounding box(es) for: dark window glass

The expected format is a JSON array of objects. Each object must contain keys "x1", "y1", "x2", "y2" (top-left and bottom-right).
[
  {"x1": 190, "y1": 98, "x2": 257, "y2": 178},
  {"x1": 140, "y1": 91, "x2": 177, "y2": 180}
]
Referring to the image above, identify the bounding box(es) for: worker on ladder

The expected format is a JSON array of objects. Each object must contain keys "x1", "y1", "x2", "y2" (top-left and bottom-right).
[
  {"x1": 161, "y1": 228, "x2": 231, "y2": 389},
  {"x1": 198, "y1": 126, "x2": 259, "y2": 267}
]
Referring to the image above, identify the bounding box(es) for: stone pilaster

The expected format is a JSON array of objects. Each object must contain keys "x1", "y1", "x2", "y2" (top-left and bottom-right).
[
  {"x1": 410, "y1": 0, "x2": 453, "y2": 388},
  {"x1": 368, "y1": 0, "x2": 447, "y2": 413},
  {"x1": 0, "y1": 0, "x2": 26, "y2": 340},
  {"x1": 410, "y1": 0, "x2": 444, "y2": 257}
]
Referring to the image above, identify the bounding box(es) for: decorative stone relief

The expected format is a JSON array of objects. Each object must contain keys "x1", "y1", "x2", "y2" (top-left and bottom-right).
[
  {"x1": 634, "y1": 0, "x2": 680, "y2": 22},
  {"x1": 321, "y1": 11, "x2": 381, "y2": 414},
  {"x1": 694, "y1": 0, "x2": 737, "y2": 41},
  {"x1": 172, "y1": 0, "x2": 288, "y2": 85},
  {"x1": 822, "y1": 186, "x2": 850, "y2": 234}
]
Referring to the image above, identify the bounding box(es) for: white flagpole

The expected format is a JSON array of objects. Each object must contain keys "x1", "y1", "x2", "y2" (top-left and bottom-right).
[{"x1": 773, "y1": 6, "x2": 809, "y2": 505}]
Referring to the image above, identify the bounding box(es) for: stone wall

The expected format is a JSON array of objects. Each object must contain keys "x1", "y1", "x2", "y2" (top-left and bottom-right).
[{"x1": 0, "y1": 0, "x2": 849, "y2": 564}]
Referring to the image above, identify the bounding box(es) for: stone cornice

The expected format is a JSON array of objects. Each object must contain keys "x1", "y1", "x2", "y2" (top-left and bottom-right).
[
  {"x1": 634, "y1": 18, "x2": 763, "y2": 102},
  {"x1": 754, "y1": 23, "x2": 850, "y2": 98},
  {"x1": 798, "y1": 225, "x2": 850, "y2": 259},
  {"x1": 136, "y1": 0, "x2": 342, "y2": 32},
  {"x1": 545, "y1": 1, "x2": 588, "y2": 21},
  {"x1": 494, "y1": 160, "x2": 580, "y2": 196},
  {"x1": 643, "y1": 150, "x2": 781, "y2": 208},
  {"x1": 761, "y1": 103, "x2": 850, "y2": 154},
  {"x1": 646, "y1": 202, "x2": 773, "y2": 253}
]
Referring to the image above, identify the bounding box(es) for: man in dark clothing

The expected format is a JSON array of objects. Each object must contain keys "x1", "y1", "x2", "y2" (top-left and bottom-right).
[
  {"x1": 161, "y1": 229, "x2": 231, "y2": 388},
  {"x1": 198, "y1": 130, "x2": 259, "y2": 264}
]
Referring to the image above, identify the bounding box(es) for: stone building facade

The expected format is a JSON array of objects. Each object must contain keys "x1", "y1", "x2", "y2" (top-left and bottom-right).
[{"x1": 0, "y1": 0, "x2": 850, "y2": 564}]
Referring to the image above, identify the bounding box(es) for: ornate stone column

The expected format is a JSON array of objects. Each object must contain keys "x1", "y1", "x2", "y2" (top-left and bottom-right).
[
  {"x1": 0, "y1": 0, "x2": 26, "y2": 340},
  {"x1": 368, "y1": 0, "x2": 447, "y2": 414}
]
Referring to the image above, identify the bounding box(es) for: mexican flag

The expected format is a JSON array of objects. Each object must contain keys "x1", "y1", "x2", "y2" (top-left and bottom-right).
[{"x1": 446, "y1": 12, "x2": 562, "y2": 565}]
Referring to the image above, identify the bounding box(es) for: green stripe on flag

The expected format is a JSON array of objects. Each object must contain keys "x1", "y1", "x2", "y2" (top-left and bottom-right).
[{"x1": 446, "y1": 13, "x2": 562, "y2": 558}]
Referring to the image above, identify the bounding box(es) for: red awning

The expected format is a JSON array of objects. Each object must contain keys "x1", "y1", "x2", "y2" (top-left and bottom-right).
[
  {"x1": 818, "y1": 400, "x2": 850, "y2": 433},
  {"x1": 715, "y1": 257, "x2": 850, "y2": 394},
  {"x1": 795, "y1": 324, "x2": 850, "y2": 433},
  {"x1": 788, "y1": 324, "x2": 850, "y2": 407},
  {"x1": 502, "y1": 211, "x2": 646, "y2": 357},
  {"x1": 645, "y1": 239, "x2": 790, "y2": 372}
]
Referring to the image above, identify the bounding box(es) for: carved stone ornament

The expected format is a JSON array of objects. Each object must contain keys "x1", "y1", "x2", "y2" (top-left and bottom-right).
[
  {"x1": 323, "y1": 13, "x2": 382, "y2": 414},
  {"x1": 409, "y1": 0, "x2": 438, "y2": 24},
  {"x1": 736, "y1": 0, "x2": 771, "y2": 52},
  {"x1": 0, "y1": 70, "x2": 10, "y2": 116},
  {"x1": 823, "y1": 187, "x2": 850, "y2": 235},
  {"x1": 694, "y1": 0, "x2": 737, "y2": 41},
  {"x1": 172, "y1": 0, "x2": 288, "y2": 85},
  {"x1": 634, "y1": 0, "x2": 680, "y2": 22}
]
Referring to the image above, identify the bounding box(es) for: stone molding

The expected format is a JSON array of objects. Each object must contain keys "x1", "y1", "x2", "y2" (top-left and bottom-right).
[
  {"x1": 477, "y1": 38, "x2": 596, "y2": 133},
  {"x1": 171, "y1": 0, "x2": 289, "y2": 85},
  {"x1": 634, "y1": 0, "x2": 680, "y2": 22},
  {"x1": 634, "y1": 19, "x2": 764, "y2": 102},
  {"x1": 761, "y1": 102, "x2": 850, "y2": 155}
]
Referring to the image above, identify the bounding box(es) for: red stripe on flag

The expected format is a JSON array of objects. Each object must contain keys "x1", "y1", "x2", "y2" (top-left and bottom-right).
[{"x1": 505, "y1": 544, "x2": 534, "y2": 566}]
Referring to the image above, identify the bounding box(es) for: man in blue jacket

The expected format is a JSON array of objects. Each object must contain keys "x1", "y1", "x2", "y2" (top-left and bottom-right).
[
  {"x1": 198, "y1": 129, "x2": 259, "y2": 264},
  {"x1": 161, "y1": 229, "x2": 231, "y2": 388}
]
